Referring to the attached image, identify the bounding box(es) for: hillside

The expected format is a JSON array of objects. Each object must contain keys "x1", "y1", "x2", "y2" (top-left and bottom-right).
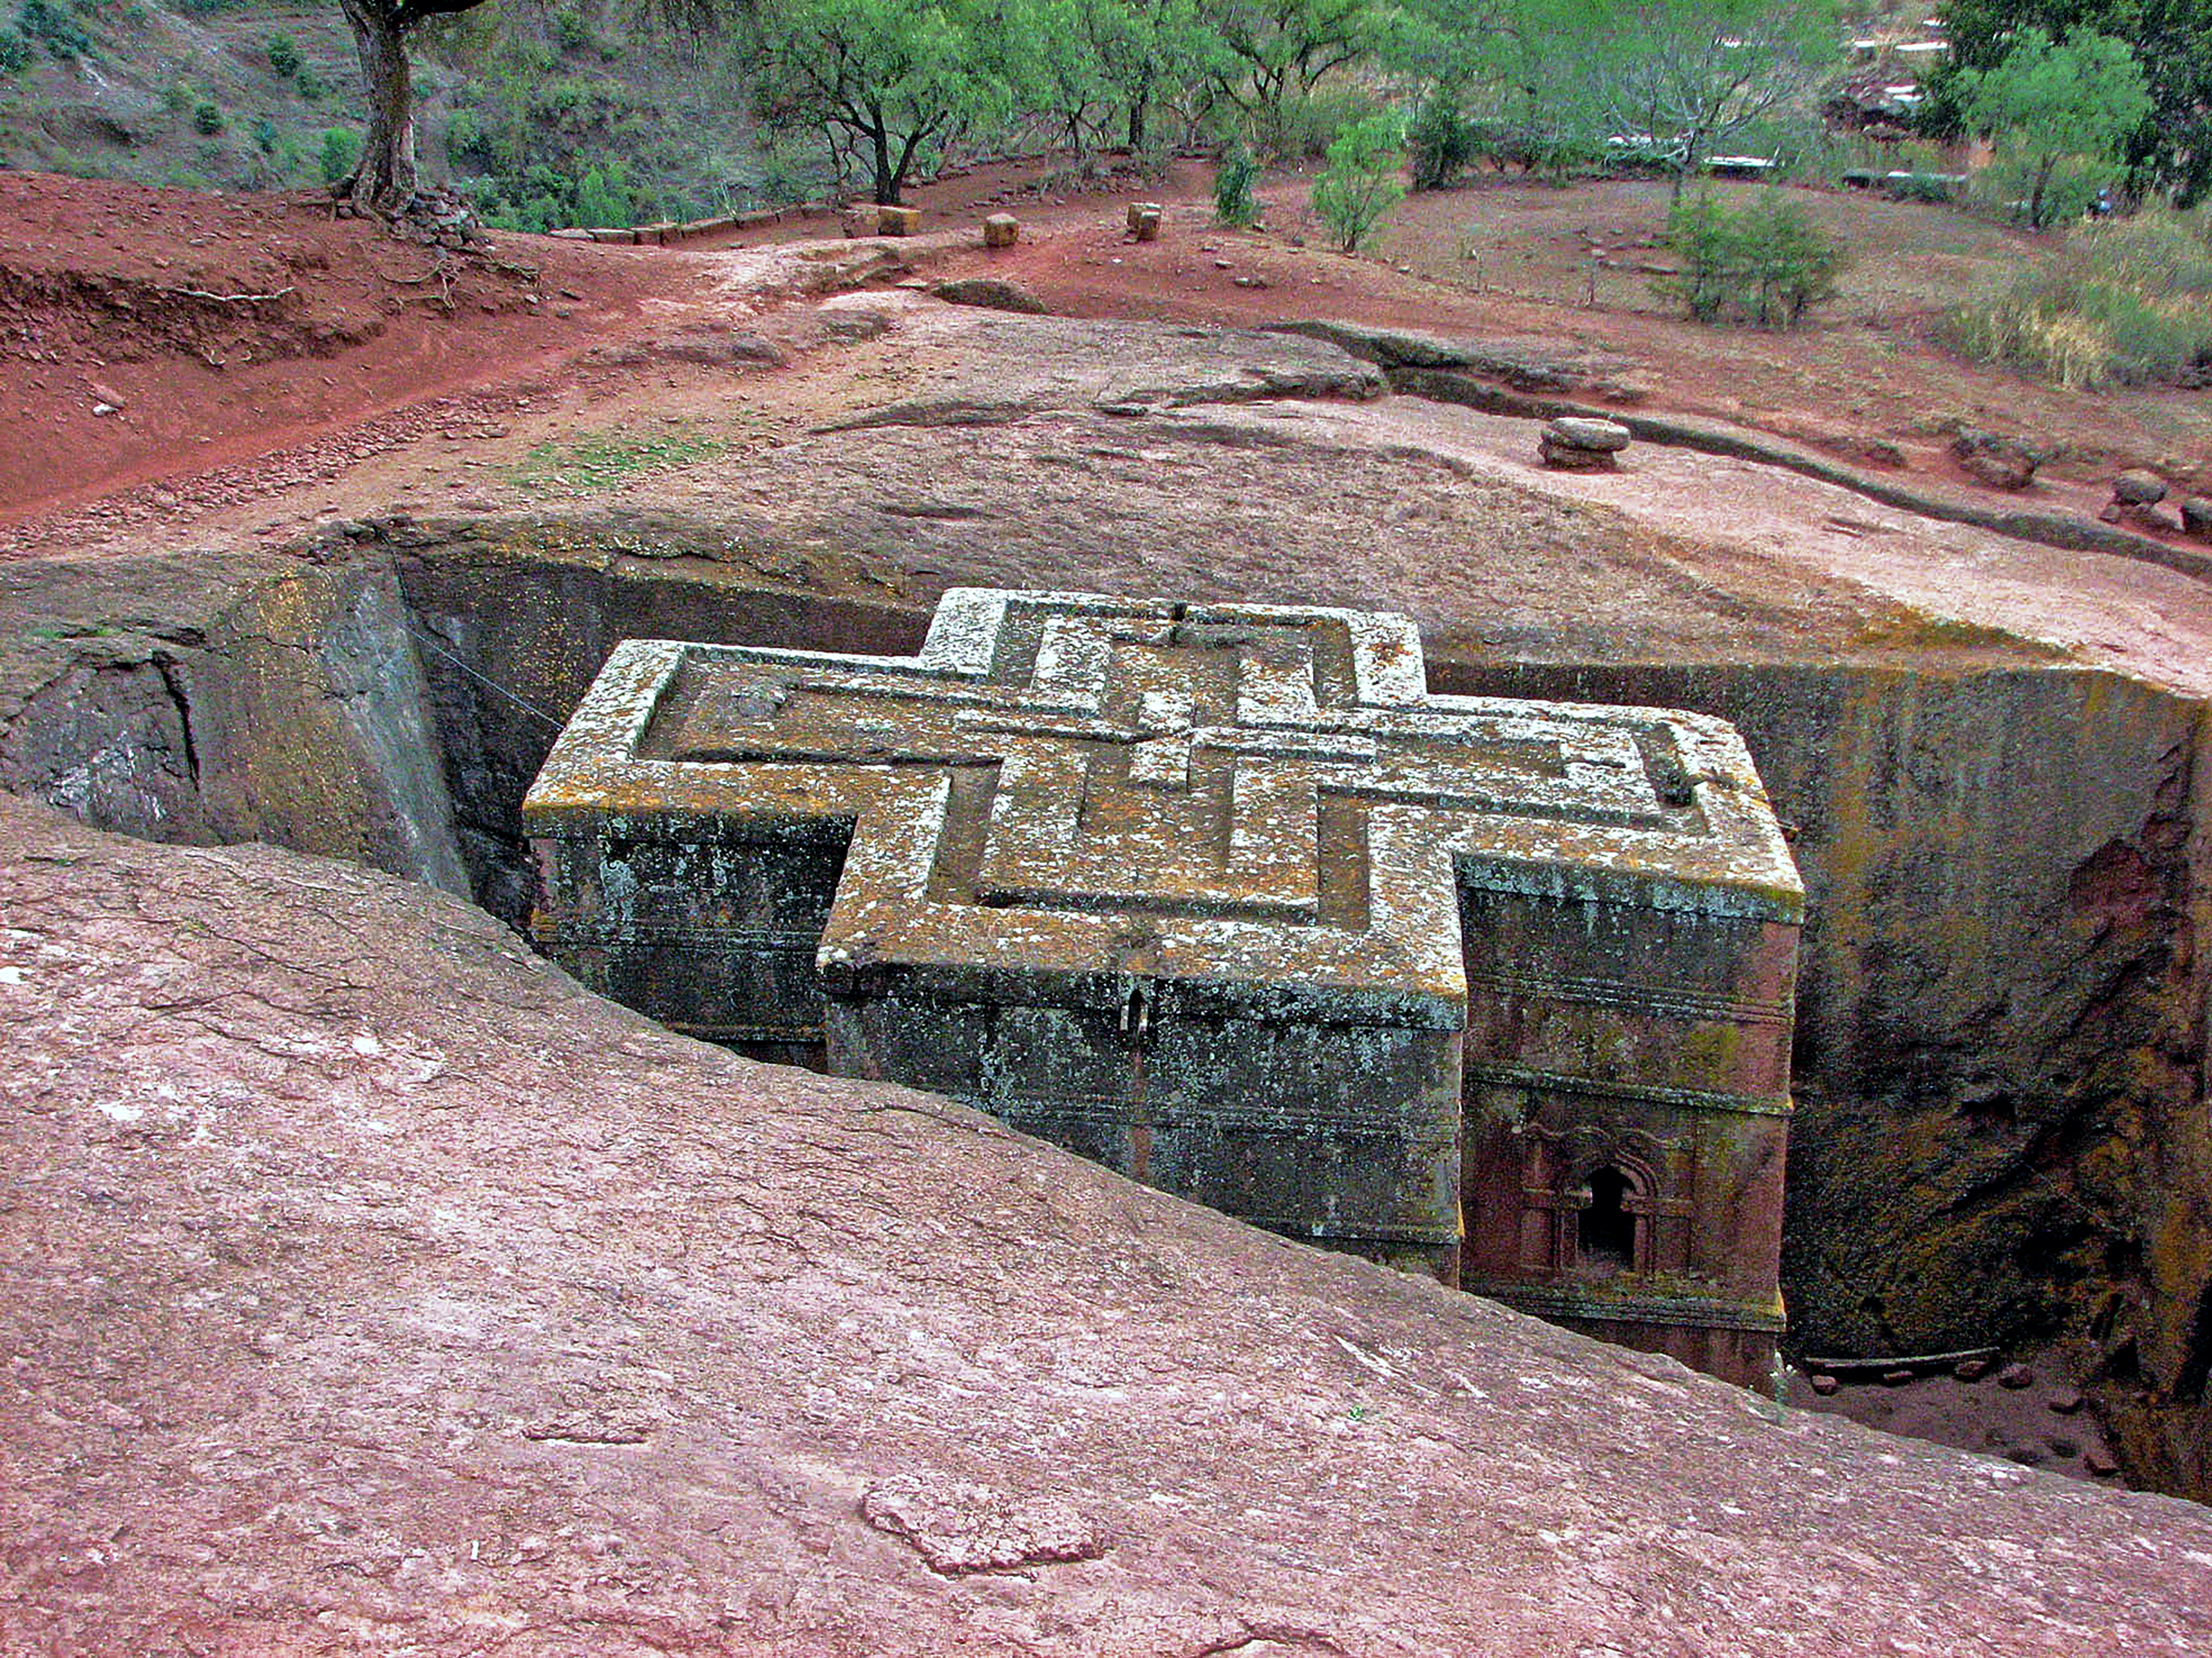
[{"x1": 0, "y1": 0, "x2": 780, "y2": 227}]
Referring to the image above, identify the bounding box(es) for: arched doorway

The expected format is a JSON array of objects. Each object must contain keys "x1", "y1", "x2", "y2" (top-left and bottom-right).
[{"x1": 1579, "y1": 1164, "x2": 1639, "y2": 1274}]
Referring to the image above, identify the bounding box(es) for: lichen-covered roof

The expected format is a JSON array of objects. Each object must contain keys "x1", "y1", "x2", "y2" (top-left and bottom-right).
[{"x1": 523, "y1": 589, "x2": 1804, "y2": 1015}]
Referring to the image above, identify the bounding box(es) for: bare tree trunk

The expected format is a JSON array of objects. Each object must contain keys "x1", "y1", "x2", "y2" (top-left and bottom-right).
[
  {"x1": 869, "y1": 105, "x2": 898, "y2": 204},
  {"x1": 339, "y1": 0, "x2": 419, "y2": 212}
]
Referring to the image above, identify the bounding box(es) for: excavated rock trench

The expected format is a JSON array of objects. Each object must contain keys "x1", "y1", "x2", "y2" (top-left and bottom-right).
[
  {"x1": 4, "y1": 310, "x2": 2209, "y2": 1502},
  {"x1": 6, "y1": 511, "x2": 2208, "y2": 1501}
]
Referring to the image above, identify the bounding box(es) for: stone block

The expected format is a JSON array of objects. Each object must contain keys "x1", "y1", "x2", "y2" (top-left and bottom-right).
[
  {"x1": 1547, "y1": 416, "x2": 1632, "y2": 453},
  {"x1": 984, "y1": 212, "x2": 1020, "y2": 248},
  {"x1": 1129, "y1": 203, "x2": 1163, "y2": 242},
  {"x1": 1951, "y1": 428, "x2": 2042, "y2": 490},
  {"x1": 1538, "y1": 433, "x2": 1624, "y2": 471},
  {"x1": 2114, "y1": 469, "x2": 2168, "y2": 506},
  {"x1": 525, "y1": 589, "x2": 1804, "y2": 1385},
  {"x1": 2182, "y1": 497, "x2": 2212, "y2": 539},
  {"x1": 876, "y1": 204, "x2": 921, "y2": 237}
]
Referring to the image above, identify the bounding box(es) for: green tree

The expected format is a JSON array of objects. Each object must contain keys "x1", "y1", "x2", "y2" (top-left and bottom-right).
[
  {"x1": 744, "y1": 0, "x2": 1035, "y2": 204},
  {"x1": 1213, "y1": 139, "x2": 1258, "y2": 221},
  {"x1": 574, "y1": 160, "x2": 632, "y2": 226},
  {"x1": 1659, "y1": 189, "x2": 1842, "y2": 323},
  {"x1": 1555, "y1": 0, "x2": 1837, "y2": 200},
  {"x1": 319, "y1": 123, "x2": 362, "y2": 185},
  {"x1": 1406, "y1": 85, "x2": 1478, "y2": 188},
  {"x1": 1308, "y1": 108, "x2": 1403, "y2": 249},
  {"x1": 1082, "y1": 0, "x2": 1207, "y2": 153},
  {"x1": 1933, "y1": 0, "x2": 2212, "y2": 205},
  {"x1": 1958, "y1": 27, "x2": 2151, "y2": 228},
  {"x1": 334, "y1": 0, "x2": 496, "y2": 210},
  {"x1": 1201, "y1": 0, "x2": 1382, "y2": 156}
]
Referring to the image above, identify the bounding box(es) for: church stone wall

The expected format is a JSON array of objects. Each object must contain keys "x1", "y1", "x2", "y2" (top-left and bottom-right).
[{"x1": 523, "y1": 589, "x2": 1802, "y2": 1386}]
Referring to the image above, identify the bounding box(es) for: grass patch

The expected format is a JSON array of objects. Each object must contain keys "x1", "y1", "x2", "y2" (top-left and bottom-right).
[
  {"x1": 1949, "y1": 211, "x2": 2212, "y2": 390},
  {"x1": 511, "y1": 427, "x2": 730, "y2": 494}
]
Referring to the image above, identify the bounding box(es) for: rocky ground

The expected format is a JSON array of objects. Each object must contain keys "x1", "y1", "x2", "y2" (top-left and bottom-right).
[{"x1": 8, "y1": 793, "x2": 2212, "y2": 1655}]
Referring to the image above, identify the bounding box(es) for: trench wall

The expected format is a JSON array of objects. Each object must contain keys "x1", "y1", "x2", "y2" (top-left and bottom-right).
[{"x1": 1435, "y1": 659, "x2": 2212, "y2": 1492}]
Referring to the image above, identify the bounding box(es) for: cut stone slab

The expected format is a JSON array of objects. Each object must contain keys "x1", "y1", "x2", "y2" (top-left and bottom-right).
[
  {"x1": 1538, "y1": 416, "x2": 1633, "y2": 471},
  {"x1": 877, "y1": 204, "x2": 921, "y2": 237},
  {"x1": 2115, "y1": 469, "x2": 2169, "y2": 506},
  {"x1": 525, "y1": 588, "x2": 1804, "y2": 1383},
  {"x1": 1129, "y1": 204, "x2": 1163, "y2": 242},
  {"x1": 931, "y1": 276, "x2": 1049, "y2": 315},
  {"x1": 983, "y1": 212, "x2": 1019, "y2": 248},
  {"x1": 1547, "y1": 416, "x2": 1633, "y2": 452}
]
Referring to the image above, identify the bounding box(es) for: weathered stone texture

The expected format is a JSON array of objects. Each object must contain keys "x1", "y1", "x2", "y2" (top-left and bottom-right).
[
  {"x1": 0, "y1": 551, "x2": 467, "y2": 895},
  {"x1": 525, "y1": 589, "x2": 1803, "y2": 1380},
  {"x1": 8, "y1": 796, "x2": 2212, "y2": 1655}
]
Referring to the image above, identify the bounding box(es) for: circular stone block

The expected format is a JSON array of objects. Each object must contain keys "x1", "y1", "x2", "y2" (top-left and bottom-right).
[
  {"x1": 2114, "y1": 469, "x2": 2169, "y2": 505},
  {"x1": 1545, "y1": 416, "x2": 1633, "y2": 452}
]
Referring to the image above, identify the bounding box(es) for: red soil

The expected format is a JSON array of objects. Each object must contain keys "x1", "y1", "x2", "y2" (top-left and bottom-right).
[
  {"x1": 1, "y1": 163, "x2": 2204, "y2": 564},
  {"x1": 0, "y1": 172, "x2": 708, "y2": 522}
]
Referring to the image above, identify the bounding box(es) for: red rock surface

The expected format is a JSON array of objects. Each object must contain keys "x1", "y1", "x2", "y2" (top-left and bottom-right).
[{"x1": 6, "y1": 795, "x2": 2212, "y2": 1654}]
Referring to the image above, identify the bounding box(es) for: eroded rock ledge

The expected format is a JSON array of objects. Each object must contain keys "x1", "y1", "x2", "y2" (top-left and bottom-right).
[{"x1": 4, "y1": 796, "x2": 2211, "y2": 1655}]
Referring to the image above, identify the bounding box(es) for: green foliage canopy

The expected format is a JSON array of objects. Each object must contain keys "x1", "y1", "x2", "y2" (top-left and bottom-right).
[
  {"x1": 1308, "y1": 107, "x2": 1403, "y2": 249},
  {"x1": 1935, "y1": 0, "x2": 2212, "y2": 205},
  {"x1": 1957, "y1": 26, "x2": 2151, "y2": 228},
  {"x1": 745, "y1": 0, "x2": 1036, "y2": 203},
  {"x1": 1562, "y1": 0, "x2": 1837, "y2": 197},
  {"x1": 1659, "y1": 188, "x2": 1843, "y2": 324},
  {"x1": 1202, "y1": 0, "x2": 1387, "y2": 155}
]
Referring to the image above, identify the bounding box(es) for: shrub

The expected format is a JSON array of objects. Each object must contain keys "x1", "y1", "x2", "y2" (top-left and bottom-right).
[
  {"x1": 1408, "y1": 92, "x2": 1477, "y2": 191},
  {"x1": 574, "y1": 161, "x2": 631, "y2": 228},
  {"x1": 1213, "y1": 143, "x2": 1258, "y2": 226},
  {"x1": 318, "y1": 125, "x2": 360, "y2": 186},
  {"x1": 1655, "y1": 191, "x2": 1844, "y2": 327},
  {"x1": 250, "y1": 114, "x2": 276, "y2": 153},
  {"x1": 446, "y1": 107, "x2": 484, "y2": 166},
  {"x1": 1969, "y1": 151, "x2": 2102, "y2": 229},
  {"x1": 753, "y1": 153, "x2": 809, "y2": 207},
  {"x1": 1309, "y1": 112, "x2": 1406, "y2": 253},
  {"x1": 265, "y1": 30, "x2": 298, "y2": 77},
  {"x1": 17, "y1": 0, "x2": 91, "y2": 60},
  {"x1": 1950, "y1": 210, "x2": 2212, "y2": 389},
  {"x1": 552, "y1": 6, "x2": 589, "y2": 49},
  {"x1": 192, "y1": 99, "x2": 223, "y2": 135},
  {"x1": 294, "y1": 65, "x2": 324, "y2": 101},
  {"x1": 0, "y1": 24, "x2": 28, "y2": 71}
]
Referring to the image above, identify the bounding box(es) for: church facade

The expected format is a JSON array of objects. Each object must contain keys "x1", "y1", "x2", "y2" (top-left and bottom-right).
[{"x1": 523, "y1": 589, "x2": 1803, "y2": 1385}]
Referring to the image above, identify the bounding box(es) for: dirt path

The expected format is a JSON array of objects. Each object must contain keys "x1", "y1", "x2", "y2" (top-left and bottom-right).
[{"x1": 5, "y1": 164, "x2": 2211, "y2": 609}]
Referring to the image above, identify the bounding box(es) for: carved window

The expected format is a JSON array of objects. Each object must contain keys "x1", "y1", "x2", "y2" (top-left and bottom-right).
[{"x1": 1579, "y1": 1164, "x2": 1639, "y2": 1274}]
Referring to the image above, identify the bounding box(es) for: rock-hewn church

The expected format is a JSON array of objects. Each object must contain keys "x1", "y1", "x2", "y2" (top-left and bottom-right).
[{"x1": 524, "y1": 589, "x2": 1803, "y2": 1384}]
